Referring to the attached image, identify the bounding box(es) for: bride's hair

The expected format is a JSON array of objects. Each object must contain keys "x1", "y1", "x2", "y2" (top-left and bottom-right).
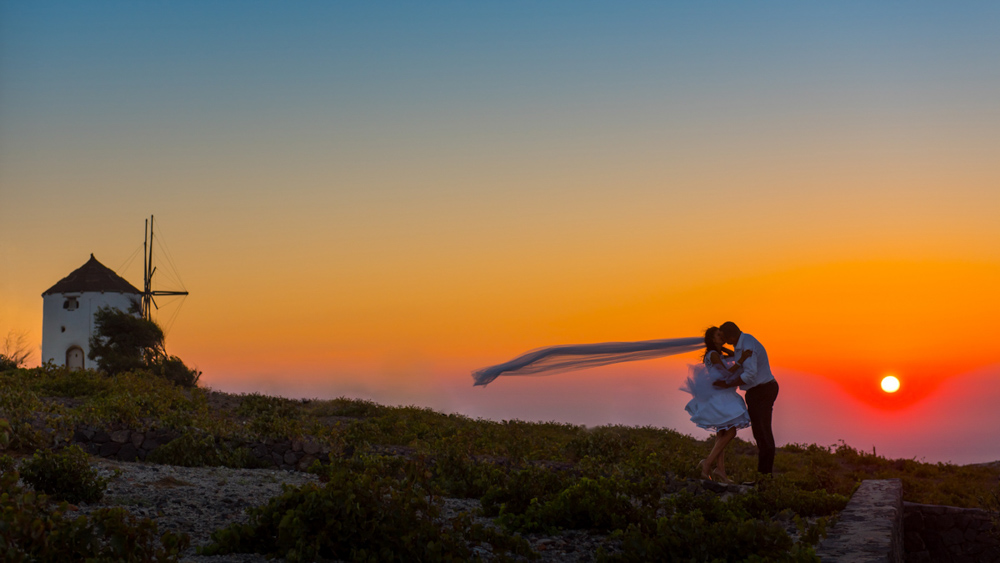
[{"x1": 703, "y1": 326, "x2": 720, "y2": 360}]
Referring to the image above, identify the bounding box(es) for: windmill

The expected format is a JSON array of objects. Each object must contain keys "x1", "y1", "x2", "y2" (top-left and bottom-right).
[{"x1": 140, "y1": 215, "x2": 189, "y2": 323}]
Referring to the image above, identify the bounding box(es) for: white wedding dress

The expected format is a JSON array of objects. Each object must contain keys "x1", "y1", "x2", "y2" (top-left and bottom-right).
[{"x1": 681, "y1": 353, "x2": 751, "y2": 432}]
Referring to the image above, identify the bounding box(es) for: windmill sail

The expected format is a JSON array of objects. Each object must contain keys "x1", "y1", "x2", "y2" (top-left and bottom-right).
[{"x1": 141, "y1": 215, "x2": 189, "y2": 324}]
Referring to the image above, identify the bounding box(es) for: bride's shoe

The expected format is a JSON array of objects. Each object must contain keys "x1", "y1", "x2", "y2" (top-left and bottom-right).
[
  {"x1": 698, "y1": 460, "x2": 712, "y2": 480},
  {"x1": 712, "y1": 469, "x2": 734, "y2": 484}
]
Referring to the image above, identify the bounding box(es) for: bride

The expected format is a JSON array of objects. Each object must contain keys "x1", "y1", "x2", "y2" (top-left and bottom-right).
[{"x1": 682, "y1": 326, "x2": 751, "y2": 483}]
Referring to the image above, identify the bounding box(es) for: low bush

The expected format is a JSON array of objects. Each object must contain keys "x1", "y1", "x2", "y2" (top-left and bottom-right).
[
  {"x1": 424, "y1": 440, "x2": 508, "y2": 499},
  {"x1": 25, "y1": 365, "x2": 114, "y2": 398},
  {"x1": 498, "y1": 475, "x2": 641, "y2": 534},
  {"x1": 19, "y1": 445, "x2": 108, "y2": 504},
  {"x1": 0, "y1": 376, "x2": 48, "y2": 451},
  {"x1": 201, "y1": 457, "x2": 473, "y2": 562},
  {"x1": 237, "y1": 393, "x2": 301, "y2": 419},
  {"x1": 146, "y1": 431, "x2": 270, "y2": 469},
  {"x1": 735, "y1": 474, "x2": 851, "y2": 518},
  {"x1": 306, "y1": 396, "x2": 386, "y2": 418},
  {"x1": 565, "y1": 426, "x2": 638, "y2": 464},
  {"x1": 480, "y1": 464, "x2": 575, "y2": 518},
  {"x1": 148, "y1": 355, "x2": 201, "y2": 388},
  {"x1": 596, "y1": 488, "x2": 821, "y2": 562},
  {"x1": 0, "y1": 470, "x2": 189, "y2": 561}
]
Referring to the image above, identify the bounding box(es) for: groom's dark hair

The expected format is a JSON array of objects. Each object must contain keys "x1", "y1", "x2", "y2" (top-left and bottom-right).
[{"x1": 720, "y1": 322, "x2": 741, "y2": 341}]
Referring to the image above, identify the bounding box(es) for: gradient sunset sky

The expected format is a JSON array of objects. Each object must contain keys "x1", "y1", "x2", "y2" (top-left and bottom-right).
[{"x1": 2, "y1": 2, "x2": 999, "y2": 463}]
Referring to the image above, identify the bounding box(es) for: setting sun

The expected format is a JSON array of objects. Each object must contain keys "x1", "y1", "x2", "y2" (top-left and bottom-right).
[{"x1": 881, "y1": 375, "x2": 901, "y2": 393}]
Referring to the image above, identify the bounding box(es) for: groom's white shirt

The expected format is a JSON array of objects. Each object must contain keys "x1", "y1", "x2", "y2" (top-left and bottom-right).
[{"x1": 735, "y1": 332, "x2": 775, "y2": 390}]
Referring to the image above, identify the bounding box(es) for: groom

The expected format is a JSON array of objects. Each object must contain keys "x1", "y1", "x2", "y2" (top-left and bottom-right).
[{"x1": 713, "y1": 321, "x2": 779, "y2": 475}]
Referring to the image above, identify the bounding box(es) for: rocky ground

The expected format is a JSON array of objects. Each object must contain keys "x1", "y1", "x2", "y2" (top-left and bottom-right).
[{"x1": 75, "y1": 457, "x2": 629, "y2": 562}]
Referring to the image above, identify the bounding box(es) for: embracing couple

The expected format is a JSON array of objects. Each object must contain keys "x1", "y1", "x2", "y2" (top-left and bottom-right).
[{"x1": 682, "y1": 322, "x2": 779, "y2": 484}]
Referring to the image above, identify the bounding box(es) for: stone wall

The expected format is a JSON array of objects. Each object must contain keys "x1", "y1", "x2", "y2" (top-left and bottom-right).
[
  {"x1": 816, "y1": 479, "x2": 904, "y2": 562},
  {"x1": 904, "y1": 502, "x2": 1000, "y2": 563},
  {"x1": 71, "y1": 423, "x2": 333, "y2": 471}
]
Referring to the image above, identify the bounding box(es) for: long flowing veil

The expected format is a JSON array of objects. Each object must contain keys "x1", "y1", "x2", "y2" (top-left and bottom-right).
[{"x1": 472, "y1": 336, "x2": 703, "y2": 386}]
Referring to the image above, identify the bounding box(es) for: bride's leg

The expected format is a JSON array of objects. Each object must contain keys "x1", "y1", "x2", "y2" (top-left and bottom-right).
[
  {"x1": 704, "y1": 428, "x2": 732, "y2": 477},
  {"x1": 716, "y1": 428, "x2": 736, "y2": 471},
  {"x1": 710, "y1": 428, "x2": 737, "y2": 480}
]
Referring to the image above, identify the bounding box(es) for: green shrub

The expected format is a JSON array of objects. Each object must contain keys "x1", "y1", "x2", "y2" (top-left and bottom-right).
[
  {"x1": 0, "y1": 356, "x2": 19, "y2": 372},
  {"x1": 237, "y1": 393, "x2": 301, "y2": 418},
  {"x1": 596, "y1": 489, "x2": 821, "y2": 562},
  {"x1": 605, "y1": 509, "x2": 816, "y2": 562},
  {"x1": 0, "y1": 375, "x2": 47, "y2": 451},
  {"x1": 148, "y1": 355, "x2": 201, "y2": 388},
  {"x1": 306, "y1": 396, "x2": 385, "y2": 418},
  {"x1": 146, "y1": 432, "x2": 270, "y2": 468},
  {"x1": 201, "y1": 458, "x2": 472, "y2": 562},
  {"x1": 565, "y1": 426, "x2": 638, "y2": 463},
  {"x1": 79, "y1": 371, "x2": 207, "y2": 430},
  {"x1": 38, "y1": 367, "x2": 114, "y2": 397},
  {"x1": 0, "y1": 470, "x2": 188, "y2": 561},
  {"x1": 735, "y1": 475, "x2": 851, "y2": 518},
  {"x1": 498, "y1": 476, "x2": 641, "y2": 533},
  {"x1": 0, "y1": 453, "x2": 15, "y2": 474},
  {"x1": 19, "y1": 445, "x2": 108, "y2": 504},
  {"x1": 0, "y1": 419, "x2": 10, "y2": 451},
  {"x1": 425, "y1": 440, "x2": 507, "y2": 499},
  {"x1": 480, "y1": 464, "x2": 574, "y2": 518}
]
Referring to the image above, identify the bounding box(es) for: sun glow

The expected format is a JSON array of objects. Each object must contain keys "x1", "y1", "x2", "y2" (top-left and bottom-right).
[{"x1": 881, "y1": 375, "x2": 901, "y2": 393}]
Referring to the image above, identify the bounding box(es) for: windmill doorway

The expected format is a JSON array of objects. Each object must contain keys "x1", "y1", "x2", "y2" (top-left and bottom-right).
[{"x1": 66, "y1": 346, "x2": 85, "y2": 370}]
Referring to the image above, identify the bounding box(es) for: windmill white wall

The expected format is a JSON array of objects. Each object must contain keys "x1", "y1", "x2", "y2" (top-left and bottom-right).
[{"x1": 41, "y1": 255, "x2": 142, "y2": 369}]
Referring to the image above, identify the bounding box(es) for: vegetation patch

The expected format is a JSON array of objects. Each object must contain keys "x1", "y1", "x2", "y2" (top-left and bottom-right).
[
  {"x1": 19, "y1": 445, "x2": 109, "y2": 504},
  {"x1": 0, "y1": 468, "x2": 188, "y2": 561},
  {"x1": 202, "y1": 455, "x2": 531, "y2": 562},
  {"x1": 1, "y1": 363, "x2": 999, "y2": 560}
]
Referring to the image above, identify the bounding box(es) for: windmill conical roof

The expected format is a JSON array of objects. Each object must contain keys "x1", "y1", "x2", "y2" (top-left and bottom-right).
[{"x1": 42, "y1": 254, "x2": 141, "y2": 296}]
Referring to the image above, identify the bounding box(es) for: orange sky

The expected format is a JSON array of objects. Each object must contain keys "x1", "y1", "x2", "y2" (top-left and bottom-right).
[{"x1": 3, "y1": 3, "x2": 1000, "y2": 463}]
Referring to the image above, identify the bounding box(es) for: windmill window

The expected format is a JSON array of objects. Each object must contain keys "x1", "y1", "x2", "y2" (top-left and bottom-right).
[
  {"x1": 61, "y1": 326, "x2": 66, "y2": 333},
  {"x1": 63, "y1": 297, "x2": 79, "y2": 311}
]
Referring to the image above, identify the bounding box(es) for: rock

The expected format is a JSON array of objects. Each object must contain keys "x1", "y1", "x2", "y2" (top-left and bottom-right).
[
  {"x1": 297, "y1": 455, "x2": 317, "y2": 471},
  {"x1": 701, "y1": 479, "x2": 729, "y2": 493},
  {"x1": 117, "y1": 444, "x2": 138, "y2": 462},
  {"x1": 303, "y1": 439, "x2": 321, "y2": 455},
  {"x1": 131, "y1": 432, "x2": 145, "y2": 448}
]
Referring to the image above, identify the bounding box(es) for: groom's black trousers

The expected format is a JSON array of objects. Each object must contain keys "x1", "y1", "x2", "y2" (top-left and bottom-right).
[{"x1": 745, "y1": 380, "x2": 779, "y2": 475}]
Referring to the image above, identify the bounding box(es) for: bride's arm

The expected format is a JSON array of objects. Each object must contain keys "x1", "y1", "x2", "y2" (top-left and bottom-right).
[
  {"x1": 709, "y1": 349, "x2": 752, "y2": 374},
  {"x1": 711, "y1": 350, "x2": 753, "y2": 389}
]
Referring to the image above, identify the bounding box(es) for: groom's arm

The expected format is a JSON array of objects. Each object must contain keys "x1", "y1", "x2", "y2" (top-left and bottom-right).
[
  {"x1": 738, "y1": 345, "x2": 759, "y2": 386},
  {"x1": 713, "y1": 356, "x2": 750, "y2": 388}
]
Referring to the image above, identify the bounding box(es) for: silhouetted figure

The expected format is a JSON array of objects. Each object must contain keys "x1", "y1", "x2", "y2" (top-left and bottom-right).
[{"x1": 713, "y1": 322, "x2": 779, "y2": 475}]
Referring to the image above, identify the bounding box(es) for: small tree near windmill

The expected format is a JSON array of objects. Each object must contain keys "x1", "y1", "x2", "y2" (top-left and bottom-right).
[
  {"x1": 0, "y1": 329, "x2": 33, "y2": 371},
  {"x1": 88, "y1": 302, "x2": 199, "y2": 387}
]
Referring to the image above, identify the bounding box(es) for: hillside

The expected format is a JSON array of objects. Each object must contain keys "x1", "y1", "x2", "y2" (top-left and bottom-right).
[{"x1": 1, "y1": 365, "x2": 998, "y2": 561}]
